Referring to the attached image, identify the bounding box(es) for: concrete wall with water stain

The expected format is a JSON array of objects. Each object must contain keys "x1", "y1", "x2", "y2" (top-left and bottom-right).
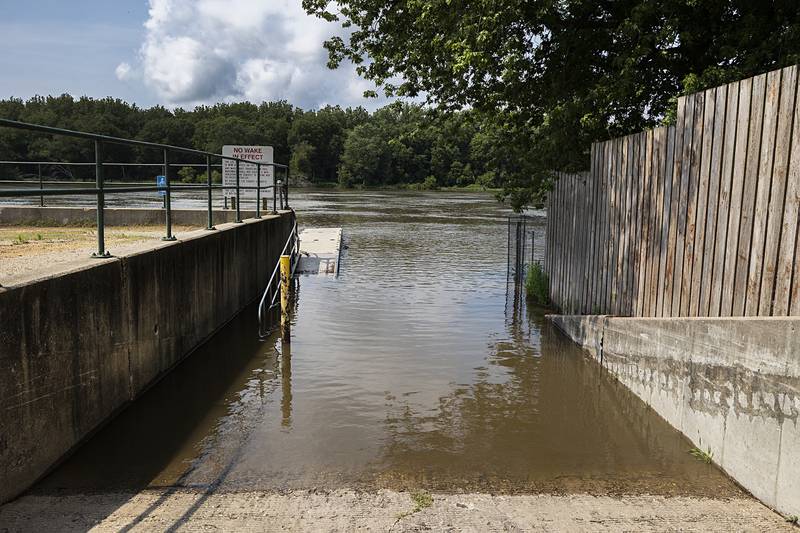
[
  {"x1": 0, "y1": 212, "x2": 294, "y2": 504},
  {"x1": 550, "y1": 314, "x2": 800, "y2": 517}
]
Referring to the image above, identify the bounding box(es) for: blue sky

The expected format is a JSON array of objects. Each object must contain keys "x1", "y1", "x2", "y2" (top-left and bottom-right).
[
  {"x1": 0, "y1": 0, "x2": 391, "y2": 110},
  {"x1": 0, "y1": 1, "x2": 149, "y2": 104}
]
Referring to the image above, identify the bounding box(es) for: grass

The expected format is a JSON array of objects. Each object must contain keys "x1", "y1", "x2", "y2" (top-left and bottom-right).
[
  {"x1": 334, "y1": 183, "x2": 499, "y2": 193},
  {"x1": 394, "y1": 490, "x2": 434, "y2": 522},
  {"x1": 786, "y1": 515, "x2": 799, "y2": 525},
  {"x1": 441, "y1": 183, "x2": 502, "y2": 193},
  {"x1": 525, "y1": 262, "x2": 550, "y2": 306},
  {"x1": 689, "y1": 446, "x2": 714, "y2": 464},
  {"x1": 410, "y1": 490, "x2": 433, "y2": 511}
]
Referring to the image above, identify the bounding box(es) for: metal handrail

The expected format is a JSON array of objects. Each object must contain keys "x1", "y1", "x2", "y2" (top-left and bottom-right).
[
  {"x1": 258, "y1": 220, "x2": 300, "y2": 339},
  {"x1": 0, "y1": 161, "x2": 225, "y2": 166},
  {"x1": 0, "y1": 184, "x2": 277, "y2": 195},
  {"x1": 0, "y1": 119, "x2": 291, "y2": 256}
]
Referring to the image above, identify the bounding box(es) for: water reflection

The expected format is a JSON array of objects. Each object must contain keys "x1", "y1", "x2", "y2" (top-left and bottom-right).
[
  {"x1": 280, "y1": 340, "x2": 292, "y2": 429},
  {"x1": 371, "y1": 308, "x2": 726, "y2": 493}
]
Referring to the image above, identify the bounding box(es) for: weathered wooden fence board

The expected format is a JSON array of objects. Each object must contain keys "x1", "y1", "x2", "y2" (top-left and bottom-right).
[
  {"x1": 711, "y1": 80, "x2": 739, "y2": 316},
  {"x1": 776, "y1": 72, "x2": 800, "y2": 315},
  {"x1": 544, "y1": 64, "x2": 800, "y2": 317},
  {"x1": 673, "y1": 92, "x2": 696, "y2": 315},
  {"x1": 746, "y1": 69, "x2": 782, "y2": 315},
  {"x1": 760, "y1": 66, "x2": 797, "y2": 314},
  {"x1": 732, "y1": 73, "x2": 767, "y2": 316},
  {"x1": 721, "y1": 77, "x2": 752, "y2": 316},
  {"x1": 654, "y1": 126, "x2": 674, "y2": 317},
  {"x1": 638, "y1": 129, "x2": 654, "y2": 316},
  {"x1": 662, "y1": 115, "x2": 683, "y2": 317},
  {"x1": 699, "y1": 85, "x2": 727, "y2": 316},
  {"x1": 680, "y1": 90, "x2": 705, "y2": 316}
]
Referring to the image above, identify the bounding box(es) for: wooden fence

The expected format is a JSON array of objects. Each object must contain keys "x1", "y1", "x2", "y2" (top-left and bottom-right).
[{"x1": 545, "y1": 64, "x2": 800, "y2": 317}]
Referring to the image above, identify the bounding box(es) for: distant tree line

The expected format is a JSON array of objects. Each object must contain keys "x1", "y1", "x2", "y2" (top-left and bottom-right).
[{"x1": 0, "y1": 95, "x2": 515, "y2": 191}]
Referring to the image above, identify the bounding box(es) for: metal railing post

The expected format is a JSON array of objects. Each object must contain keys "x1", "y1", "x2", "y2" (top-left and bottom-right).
[
  {"x1": 38, "y1": 163, "x2": 44, "y2": 207},
  {"x1": 235, "y1": 158, "x2": 242, "y2": 223},
  {"x1": 272, "y1": 176, "x2": 277, "y2": 214},
  {"x1": 284, "y1": 166, "x2": 289, "y2": 209},
  {"x1": 206, "y1": 155, "x2": 215, "y2": 230},
  {"x1": 92, "y1": 141, "x2": 109, "y2": 258},
  {"x1": 163, "y1": 149, "x2": 176, "y2": 241},
  {"x1": 255, "y1": 162, "x2": 262, "y2": 218}
]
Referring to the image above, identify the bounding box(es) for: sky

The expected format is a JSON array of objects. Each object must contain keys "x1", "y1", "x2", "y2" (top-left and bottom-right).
[{"x1": 0, "y1": 0, "x2": 394, "y2": 111}]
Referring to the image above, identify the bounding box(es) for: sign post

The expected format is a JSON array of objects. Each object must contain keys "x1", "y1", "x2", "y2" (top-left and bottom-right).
[
  {"x1": 157, "y1": 175, "x2": 166, "y2": 208},
  {"x1": 222, "y1": 146, "x2": 274, "y2": 209}
]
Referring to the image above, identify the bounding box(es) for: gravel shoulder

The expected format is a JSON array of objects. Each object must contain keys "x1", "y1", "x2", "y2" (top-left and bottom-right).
[
  {"x1": 0, "y1": 225, "x2": 199, "y2": 287},
  {"x1": 0, "y1": 489, "x2": 793, "y2": 532}
]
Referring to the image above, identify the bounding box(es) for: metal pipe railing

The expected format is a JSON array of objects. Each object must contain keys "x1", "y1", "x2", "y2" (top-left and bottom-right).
[
  {"x1": 0, "y1": 118, "x2": 290, "y2": 256},
  {"x1": 0, "y1": 161, "x2": 225, "y2": 166},
  {"x1": 257, "y1": 220, "x2": 300, "y2": 338},
  {"x1": 0, "y1": 184, "x2": 277, "y2": 196},
  {"x1": 0, "y1": 119, "x2": 289, "y2": 166}
]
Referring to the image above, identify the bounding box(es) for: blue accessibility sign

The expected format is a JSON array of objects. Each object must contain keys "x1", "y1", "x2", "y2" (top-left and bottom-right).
[{"x1": 156, "y1": 175, "x2": 166, "y2": 196}]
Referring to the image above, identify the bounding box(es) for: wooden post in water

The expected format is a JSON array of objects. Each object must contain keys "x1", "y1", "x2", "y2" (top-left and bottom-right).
[{"x1": 280, "y1": 254, "x2": 291, "y2": 343}]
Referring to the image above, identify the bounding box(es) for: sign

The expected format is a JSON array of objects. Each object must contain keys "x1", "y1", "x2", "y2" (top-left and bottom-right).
[
  {"x1": 222, "y1": 145, "x2": 274, "y2": 200},
  {"x1": 156, "y1": 175, "x2": 166, "y2": 197}
]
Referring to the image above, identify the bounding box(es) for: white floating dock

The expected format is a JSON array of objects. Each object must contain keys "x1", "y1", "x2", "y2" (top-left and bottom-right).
[{"x1": 296, "y1": 228, "x2": 342, "y2": 276}]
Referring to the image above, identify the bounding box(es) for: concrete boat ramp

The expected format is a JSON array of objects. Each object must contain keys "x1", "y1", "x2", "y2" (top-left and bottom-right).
[{"x1": 296, "y1": 227, "x2": 342, "y2": 275}]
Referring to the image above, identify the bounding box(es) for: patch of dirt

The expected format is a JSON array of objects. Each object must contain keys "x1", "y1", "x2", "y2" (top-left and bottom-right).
[{"x1": 0, "y1": 225, "x2": 197, "y2": 286}]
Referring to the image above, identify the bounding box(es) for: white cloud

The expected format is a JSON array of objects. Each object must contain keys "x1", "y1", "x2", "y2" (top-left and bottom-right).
[
  {"x1": 120, "y1": 0, "x2": 392, "y2": 109},
  {"x1": 115, "y1": 62, "x2": 133, "y2": 81}
]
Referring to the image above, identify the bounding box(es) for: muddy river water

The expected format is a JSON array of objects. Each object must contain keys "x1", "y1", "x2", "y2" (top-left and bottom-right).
[{"x1": 31, "y1": 190, "x2": 737, "y2": 496}]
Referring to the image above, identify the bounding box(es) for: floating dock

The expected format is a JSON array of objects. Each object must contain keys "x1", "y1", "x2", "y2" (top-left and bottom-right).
[{"x1": 296, "y1": 228, "x2": 342, "y2": 276}]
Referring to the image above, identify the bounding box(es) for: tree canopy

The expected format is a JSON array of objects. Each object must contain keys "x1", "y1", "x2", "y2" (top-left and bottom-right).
[
  {"x1": 0, "y1": 95, "x2": 510, "y2": 193},
  {"x1": 304, "y1": 0, "x2": 800, "y2": 204}
]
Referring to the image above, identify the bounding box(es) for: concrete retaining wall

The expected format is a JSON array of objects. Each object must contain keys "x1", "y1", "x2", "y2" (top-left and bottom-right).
[
  {"x1": 550, "y1": 314, "x2": 800, "y2": 517},
  {"x1": 0, "y1": 212, "x2": 294, "y2": 504},
  {"x1": 0, "y1": 206, "x2": 267, "y2": 227}
]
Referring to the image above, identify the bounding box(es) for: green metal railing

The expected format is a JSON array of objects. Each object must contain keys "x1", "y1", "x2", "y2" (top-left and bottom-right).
[{"x1": 0, "y1": 119, "x2": 290, "y2": 257}]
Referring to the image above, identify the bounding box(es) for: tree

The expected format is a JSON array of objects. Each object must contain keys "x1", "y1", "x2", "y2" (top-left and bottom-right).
[
  {"x1": 304, "y1": 0, "x2": 800, "y2": 206},
  {"x1": 1, "y1": 93, "x2": 529, "y2": 191},
  {"x1": 137, "y1": 116, "x2": 195, "y2": 147},
  {"x1": 338, "y1": 121, "x2": 386, "y2": 187},
  {"x1": 290, "y1": 141, "x2": 315, "y2": 179},
  {"x1": 178, "y1": 166, "x2": 198, "y2": 183},
  {"x1": 288, "y1": 105, "x2": 367, "y2": 183},
  {"x1": 192, "y1": 116, "x2": 261, "y2": 154}
]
